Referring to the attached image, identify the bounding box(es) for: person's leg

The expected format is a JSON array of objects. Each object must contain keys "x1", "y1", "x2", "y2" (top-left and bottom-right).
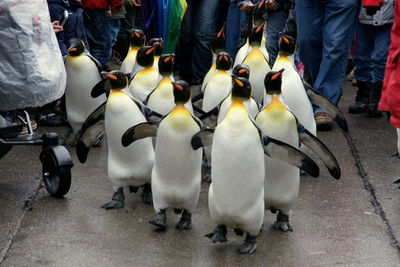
[
  {"x1": 109, "y1": 19, "x2": 121, "y2": 47},
  {"x1": 191, "y1": 0, "x2": 220, "y2": 83},
  {"x1": 83, "y1": 10, "x2": 113, "y2": 65},
  {"x1": 226, "y1": 2, "x2": 245, "y2": 59},
  {"x1": 296, "y1": 0, "x2": 324, "y2": 85},
  {"x1": 350, "y1": 23, "x2": 374, "y2": 113},
  {"x1": 265, "y1": 9, "x2": 289, "y2": 66},
  {"x1": 314, "y1": 0, "x2": 359, "y2": 106},
  {"x1": 176, "y1": 0, "x2": 195, "y2": 83}
]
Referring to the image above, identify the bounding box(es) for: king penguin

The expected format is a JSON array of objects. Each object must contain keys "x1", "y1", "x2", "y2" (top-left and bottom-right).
[
  {"x1": 269, "y1": 35, "x2": 348, "y2": 134},
  {"x1": 147, "y1": 38, "x2": 164, "y2": 71},
  {"x1": 64, "y1": 38, "x2": 107, "y2": 143},
  {"x1": 128, "y1": 46, "x2": 160, "y2": 102},
  {"x1": 76, "y1": 70, "x2": 155, "y2": 209},
  {"x1": 146, "y1": 54, "x2": 193, "y2": 115},
  {"x1": 256, "y1": 69, "x2": 340, "y2": 231},
  {"x1": 191, "y1": 75, "x2": 320, "y2": 254},
  {"x1": 120, "y1": 28, "x2": 146, "y2": 74},
  {"x1": 122, "y1": 81, "x2": 202, "y2": 231}
]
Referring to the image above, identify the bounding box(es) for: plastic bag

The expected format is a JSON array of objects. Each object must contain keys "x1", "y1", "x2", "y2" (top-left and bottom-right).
[{"x1": 0, "y1": 0, "x2": 66, "y2": 110}]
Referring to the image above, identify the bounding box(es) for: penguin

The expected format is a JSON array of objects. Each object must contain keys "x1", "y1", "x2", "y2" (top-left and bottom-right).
[
  {"x1": 128, "y1": 46, "x2": 160, "y2": 102},
  {"x1": 200, "y1": 25, "x2": 226, "y2": 94},
  {"x1": 191, "y1": 75, "x2": 320, "y2": 254},
  {"x1": 269, "y1": 35, "x2": 348, "y2": 133},
  {"x1": 120, "y1": 28, "x2": 146, "y2": 74},
  {"x1": 147, "y1": 38, "x2": 164, "y2": 71},
  {"x1": 64, "y1": 38, "x2": 107, "y2": 144},
  {"x1": 76, "y1": 70, "x2": 155, "y2": 209},
  {"x1": 146, "y1": 54, "x2": 193, "y2": 115},
  {"x1": 216, "y1": 65, "x2": 259, "y2": 123},
  {"x1": 256, "y1": 69, "x2": 340, "y2": 232},
  {"x1": 202, "y1": 52, "x2": 233, "y2": 113},
  {"x1": 240, "y1": 23, "x2": 271, "y2": 104},
  {"x1": 122, "y1": 81, "x2": 202, "y2": 231}
]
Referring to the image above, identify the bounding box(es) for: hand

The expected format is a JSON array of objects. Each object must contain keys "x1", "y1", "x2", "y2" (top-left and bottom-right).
[
  {"x1": 52, "y1": 21, "x2": 63, "y2": 33},
  {"x1": 266, "y1": 0, "x2": 279, "y2": 10},
  {"x1": 239, "y1": 1, "x2": 254, "y2": 12},
  {"x1": 107, "y1": 9, "x2": 112, "y2": 17},
  {"x1": 132, "y1": 0, "x2": 141, "y2": 6}
]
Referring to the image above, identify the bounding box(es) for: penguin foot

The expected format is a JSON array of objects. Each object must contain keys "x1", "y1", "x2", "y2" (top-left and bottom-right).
[
  {"x1": 175, "y1": 210, "x2": 192, "y2": 230},
  {"x1": 393, "y1": 178, "x2": 400, "y2": 188},
  {"x1": 141, "y1": 183, "x2": 153, "y2": 205},
  {"x1": 234, "y1": 228, "x2": 244, "y2": 236},
  {"x1": 205, "y1": 224, "x2": 227, "y2": 243},
  {"x1": 273, "y1": 211, "x2": 293, "y2": 232},
  {"x1": 173, "y1": 208, "x2": 182, "y2": 214},
  {"x1": 101, "y1": 188, "x2": 125, "y2": 210},
  {"x1": 149, "y1": 210, "x2": 167, "y2": 231},
  {"x1": 92, "y1": 133, "x2": 104, "y2": 147},
  {"x1": 129, "y1": 186, "x2": 138, "y2": 193},
  {"x1": 237, "y1": 234, "x2": 257, "y2": 255},
  {"x1": 391, "y1": 152, "x2": 400, "y2": 158}
]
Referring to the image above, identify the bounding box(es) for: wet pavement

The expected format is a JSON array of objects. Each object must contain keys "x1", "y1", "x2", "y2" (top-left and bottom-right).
[{"x1": 1, "y1": 80, "x2": 400, "y2": 266}]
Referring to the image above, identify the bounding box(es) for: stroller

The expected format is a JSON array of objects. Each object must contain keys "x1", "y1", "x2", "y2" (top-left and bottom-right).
[{"x1": 0, "y1": 0, "x2": 73, "y2": 197}]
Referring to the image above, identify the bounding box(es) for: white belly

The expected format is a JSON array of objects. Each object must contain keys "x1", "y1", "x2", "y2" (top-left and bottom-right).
[
  {"x1": 202, "y1": 71, "x2": 232, "y2": 112},
  {"x1": 217, "y1": 97, "x2": 259, "y2": 124},
  {"x1": 128, "y1": 67, "x2": 159, "y2": 102},
  {"x1": 65, "y1": 56, "x2": 107, "y2": 133},
  {"x1": 120, "y1": 49, "x2": 138, "y2": 74}
]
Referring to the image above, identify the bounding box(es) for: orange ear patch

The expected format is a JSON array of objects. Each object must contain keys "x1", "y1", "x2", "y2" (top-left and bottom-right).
[
  {"x1": 217, "y1": 27, "x2": 224, "y2": 38},
  {"x1": 235, "y1": 79, "x2": 244, "y2": 87},
  {"x1": 106, "y1": 74, "x2": 118, "y2": 80},
  {"x1": 271, "y1": 73, "x2": 281, "y2": 80},
  {"x1": 134, "y1": 32, "x2": 141, "y2": 38},
  {"x1": 164, "y1": 56, "x2": 172, "y2": 63},
  {"x1": 258, "y1": 0, "x2": 265, "y2": 9},
  {"x1": 223, "y1": 55, "x2": 228, "y2": 61},
  {"x1": 282, "y1": 36, "x2": 289, "y2": 44}
]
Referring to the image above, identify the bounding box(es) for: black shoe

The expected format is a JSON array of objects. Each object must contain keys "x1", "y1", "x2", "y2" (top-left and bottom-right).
[
  {"x1": 367, "y1": 103, "x2": 383, "y2": 118},
  {"x1": 348, "y1": 102, "x2": 368, "y2": 114}
]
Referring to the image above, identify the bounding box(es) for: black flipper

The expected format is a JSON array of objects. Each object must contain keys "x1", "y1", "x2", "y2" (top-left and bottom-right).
[
  {"x1": 304, "y1": 83, "x2": 349, "y2": 132},
  {"x1": 191, "y1": 128, "x2": 215, "y2": 150},
  {"x1": 126, "y1": 95, "x2": 163, "y2": 121},
  {"x1": 299, "y1": 128, "x2": 341, "y2": 179},
  {"x1": 263, "y1": 135, "x2": 319, "y2": 178},
  {"x1": 199, "y1": 106, "x2": 219, "y2": 121},
  {"x1": 191, "y1": 92, "x2": 204, "y2": 103},
  {"x1": 121, "y1": 121, "x2": 159, "y2": 147},
  {"x1": 91, "y1": 79, "x2": 109, "y2": 98}
]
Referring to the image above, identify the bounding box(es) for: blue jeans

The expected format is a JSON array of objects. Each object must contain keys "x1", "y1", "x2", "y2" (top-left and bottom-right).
[
  {"x1": 296, "y1": 0, "x2": 359, "y2": 112},
  {"x1": 176, "y1": 0, "x2": 220, "y2": 84},
  {"x1": 109, "y1": 19, "x2": 121, "y2": 48},
  {"x1": 354, "y1": 23, "x2": 392, "y2": 84},
  {"x1": 83, "y1": 10, "x2": 113, "y2": 65},
  {"x1": 265, "y1": 9, "x2": 289, "y2": 66},
  {"x1": 226, "y1": 2, "x2": 245, "y2": 59}
]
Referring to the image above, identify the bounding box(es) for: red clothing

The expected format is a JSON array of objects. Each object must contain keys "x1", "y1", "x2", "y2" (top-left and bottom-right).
[
  {"x1": 363, "y1": 0, "x2": 384, "y2": 7},
  {"x1": 82, "y1": 0, "x2": 122, "y2": 10},
  {"x1": 379, "y1": 0, "x2": 400, "y2": 128}
]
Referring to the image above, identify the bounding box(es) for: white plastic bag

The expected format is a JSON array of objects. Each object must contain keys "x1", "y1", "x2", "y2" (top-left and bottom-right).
[{"x1": 0, "y1": 0, "x2": 66, "y2": 110}]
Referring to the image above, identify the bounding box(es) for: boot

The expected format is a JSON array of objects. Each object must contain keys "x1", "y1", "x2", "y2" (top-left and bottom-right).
[
  {"x1": 367, "y1": 82, "x2": 383, "y2": 117},
  {"x1": 348, "y1": 81, "x2": 370, "y2": 114}
]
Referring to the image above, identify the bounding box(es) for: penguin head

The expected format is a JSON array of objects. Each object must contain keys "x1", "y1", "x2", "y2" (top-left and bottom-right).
[
  {"x1": 104, "y1": 70, "x2": 129, "y2": 90},
  {"x1": 130, "y1": 28, "x2": 146, "y2": 48},
  {"x1": 231, "y1": 76, "x2": 252, "y2": 101},
  {"x1": 232, "y1": 64, "x2": 250, "y2": 79},
  {"x1": 278, "y1": 35, "x2": 295, "y2": 56},
  {"x1": 148, "y1": 38, "x2": 164, "y2": 56},
  {"x1": 253, "y1": 0, "x2": 266, "y2": 28},
  {"x1": 137, "y1": 46, "x2": 155, "y2": 67},
  {"x1": 264, "y1": 69, "x2": 285, "y2": 95},
  {"x1": 172, "y1": 80, "x2": 191, "y2": 105},
  {"x1": 249, "y1": 23, "x2": 265, "y2": 46},
  {"x1": 211, "y1": 24, "x2": 226, "y2": 54},
  {"x1": 67, "y1": 38, "x2": 85, "y2": 56},
  {"x1": 158, "y1": 54, "x2": 175, "y2": 76},
  {"x1": 216, "y1": 52, "x2": 233, "y2": 71}
]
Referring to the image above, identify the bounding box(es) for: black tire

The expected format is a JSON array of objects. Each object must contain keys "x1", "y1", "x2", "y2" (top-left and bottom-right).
[{"x1": 42, "y1": 151, "x2": 71, "y2": 198}]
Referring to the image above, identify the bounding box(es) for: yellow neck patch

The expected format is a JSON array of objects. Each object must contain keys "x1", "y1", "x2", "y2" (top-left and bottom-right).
[
  {"x1": 276, "y1": 56, "x2": 291, "y2": 63},
  {"x1": 265, "y1": 95, "x2": 287, "y2": 112}
]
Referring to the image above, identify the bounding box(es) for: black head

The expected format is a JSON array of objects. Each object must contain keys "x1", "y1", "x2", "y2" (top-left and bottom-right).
[
  {"x1": 67, "y1": 38, "x2": 85, "y2": 56},
  {"x1": 232, "y1": 64, "x2": 250, "y2": 79},
  {"x1": 249, "y1": 23, "x2": 264, "y2": 46},
  {"x1": 231, "y1": 76, "x2": 252, "y2": 100},
  {"x1": 130, "y1": 28, "x2": 146, "y2": 48},
  {"x1": 278, "y1": 35, "x2": 296, "y2": 56},
  {"x1": 158, "y1": 54, "x2": 175, "y2": 76},
  {"x1": 211, "y1": 24, "x2": 226, "y2": 54},
  {"x1": 172, "y1": 80, "x2": 191, "y2": 105},
  {"x1": 215, "y1": 52, "x2": 233, "y2": 70},
  {"x1": 136, "y1": 46, "x2": 155, "y2": 67},
  {"x1": 148, "y1": 38, "x2": 164, "y2": 56},
  {"x1": 264, "y1": 69, "x2": 285, "y2": 95},
  {"x1": 104, "y1": 70, "x2": 129, "y2": 90},
  {"x1": 253, "y1": 0, "x2": 266, "y2": 28}
]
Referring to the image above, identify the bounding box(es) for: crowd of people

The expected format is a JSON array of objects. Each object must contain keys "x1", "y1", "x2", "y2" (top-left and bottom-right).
[{"x1": 1, "y1": 0, "x2": 399, "y2": 137}]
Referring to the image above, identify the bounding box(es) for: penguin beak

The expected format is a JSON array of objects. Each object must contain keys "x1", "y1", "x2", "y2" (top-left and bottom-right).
[
  {"x1": 146, "y1": 47, "x2": 155, "y2": 55},
  {"x1": 239, "y1": 69, "x2": 248, "y2": 74},
  {"x1": 271, "y1": 69, "x2": 285, "y2": 80},
  {"x1": 134, "y1": 32, "x2": 141, "y2": 38},
  {"x1": 258, "y1": 0, "x2": 266, "y2": 9},
  {"x1": 172, "y1": 82, "x2": 183, "y2": 91},
  {"x1": 106, "y1": 74, "x2": 118, "y2": 80},
  {"x1": 217, "y1": 26, "x2": 224, "y2": 38},
  {"x1": 164, "y1": 56, "x2": 172, "y2": 63},
  {"x1": 68, "y1": 47, "x2": 77, "y2": 52},
  {"x1": 255, "y1": 23, "x2": 264, "y2": 33},
  {"x1": 282, "y1": 36, "x2": 290, "y2": 44}
]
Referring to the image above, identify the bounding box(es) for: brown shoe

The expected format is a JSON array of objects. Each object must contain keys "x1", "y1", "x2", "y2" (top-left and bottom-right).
[{"x1": 315, "y1": 112, "x2": 333, "y2": 131}]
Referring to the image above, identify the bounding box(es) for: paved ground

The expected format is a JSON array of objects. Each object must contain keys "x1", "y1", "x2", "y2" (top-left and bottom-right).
[{"x1": 1, "y1": 80, "x2": 400, "y2": 266}]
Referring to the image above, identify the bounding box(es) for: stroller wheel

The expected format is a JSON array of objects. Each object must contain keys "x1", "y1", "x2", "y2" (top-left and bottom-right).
[{"x1": 41, "y1": 146, "x2": 72, "y2": 197}]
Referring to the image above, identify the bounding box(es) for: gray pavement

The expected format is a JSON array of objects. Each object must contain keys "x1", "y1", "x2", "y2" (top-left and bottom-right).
[{"x1": 1, "y1": 80, "x2": 400, "y2": 266}]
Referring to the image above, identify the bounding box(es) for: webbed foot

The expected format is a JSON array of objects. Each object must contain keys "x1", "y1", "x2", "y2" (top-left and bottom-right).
[
  {"x1": 205, "y1": 224, "x2": 227, "y2": 243},
  {"x1": 101, "y1": 188, "x2": 124, "y2": 209},
  {"x1": 175, "y1": 210, "x2": 192, "y2": 230},
  {"x1": 237, "y1": 234, "x2": 257, "y2": 254},
  {"x1": 273, "y1": 211, "x2": 293, "y2": 232},
  {"x1": 149, "y1": 210, "x2": 167, "y2": 230}
]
